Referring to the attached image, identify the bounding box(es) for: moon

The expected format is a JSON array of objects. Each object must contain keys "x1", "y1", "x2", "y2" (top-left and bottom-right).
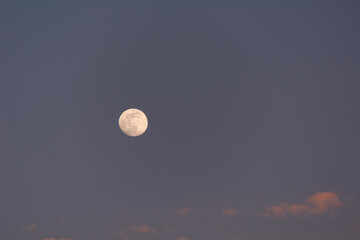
[{"x1": 119, "y1": 108, "x2": 148, "y2": 137}]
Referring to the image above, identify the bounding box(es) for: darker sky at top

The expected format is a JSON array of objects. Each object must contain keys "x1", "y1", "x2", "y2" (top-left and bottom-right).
[{"x1": 1, "y1": 2, "x2": 360, "y2": 240}]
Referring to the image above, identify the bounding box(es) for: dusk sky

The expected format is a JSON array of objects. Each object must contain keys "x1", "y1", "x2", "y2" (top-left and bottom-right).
[{"x1": 1, "y1": 2, "x2": 360, "y2": 240}]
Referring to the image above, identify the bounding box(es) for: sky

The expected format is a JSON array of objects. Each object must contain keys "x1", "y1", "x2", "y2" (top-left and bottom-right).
[{"x1": 1, "y1": 1, "x2": 360, "y2": 240}]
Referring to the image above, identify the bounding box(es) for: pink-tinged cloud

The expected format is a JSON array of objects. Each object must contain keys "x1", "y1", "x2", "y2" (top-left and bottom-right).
[
  {"x1": 21, "y1": 223, "x2": 37, "y2": 231},
  {"x1": 42, "y1": 238, "x2": 72, "y2": 240},
  {"x1": 176, "y1": 207, "x2": 191, "y2": 216},
  {"x1": 174, "y1": 237, "x2": 190, "y2": 240},
  {"x1": 114, "y1": 224, "x2": 158, "y2": 239},
  {"x1": 113, "y1": 228, "x2": 129, "y2": 239},
  {"x1": 131, "y1": 224, "x2": 157, "y2": 234},
  {"x1": 264, "y1": 192, "x2": 343, "y2": 218},
  {"x1": 222, "y1": 208, "x2": 239, "y2": 216}
]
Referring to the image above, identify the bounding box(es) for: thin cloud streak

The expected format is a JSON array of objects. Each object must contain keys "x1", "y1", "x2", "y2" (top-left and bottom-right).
[
  {"x1": 113, "y1": 224, "x2": 168, "y2": 239},
  {"x1": 222, "y1": 208, "x2": 239, "y2": 216},
  {"x1": 42, "y1": 238, "x2": 72, "y2": 240},
  {"x1": 263, "y1": 192, "x2": 343, "y2": 218},
  {"x1": 131, "y1": 224, "x2": 157, "y2": 234},
  {"x1": 174, "y1": 237, "x2": 190, "y2": 240},
  {"x1": 21, "y1": 223, "x2": 37, "y2": 231},
  {"x1": 176, "y1": 207, "x2": 191, "y2": 216}
]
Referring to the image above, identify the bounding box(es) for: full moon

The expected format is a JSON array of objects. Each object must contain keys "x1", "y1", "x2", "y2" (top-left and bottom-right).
[{"x1": 119, "y1": 108, "x2": 148, "y2": 137}]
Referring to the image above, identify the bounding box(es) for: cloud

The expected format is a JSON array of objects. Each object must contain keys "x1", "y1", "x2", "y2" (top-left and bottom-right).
[
  {"x1": 21, "y1": 223, "x2": 37, "y2": 231},
  {"x1": 113, "y1": 228, "x2": 129, "y2": 239},
  {"x1": 263, "y1": 192, "x2": 343, "y2": 218},
  {"x1": 174, "y1": 237, "x2": 189, "y2": 240},
  {"x1": 114, "y1": 224, "x2": 158, "y2": 239},
  {"x1": 42, "y1": 238, "x2": 72, "y2": 240},
  {"x1": 176, "y1": 207, "x2": 191, "y2": 216},
  {"x1": 131, "y1": 224, "x2": 157, "y2": 234},
  {"x1": 222, "y1": 208, "x2": 239, "y2": 216}
]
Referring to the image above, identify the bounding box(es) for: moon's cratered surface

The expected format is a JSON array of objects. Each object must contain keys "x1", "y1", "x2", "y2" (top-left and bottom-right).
[{"x1": 119, "y1": 108, "x2": 148, "y2": 137}]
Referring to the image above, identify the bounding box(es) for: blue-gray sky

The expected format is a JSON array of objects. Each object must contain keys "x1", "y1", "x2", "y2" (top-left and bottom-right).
[{"x1": 1, "y1": 1, "x2": 360, "y2": 240}]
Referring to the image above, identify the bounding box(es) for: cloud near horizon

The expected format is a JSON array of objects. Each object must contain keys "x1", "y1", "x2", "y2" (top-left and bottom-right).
[
  {"x1": 263, "y1": 192, "x2": 343, "y2": 218},
  {"x1": 174, "y1": 237, "x2": 190, "y2": 240},
  {"x1": 222, "y1": 208, "x2": 239, "y2": 216},
  {"x1": 21, "y1": 223, "x2": 37, "y2": 231},
  {"x1": 176, "y1": 207, "x2": 191, "y2": 216},
  {"x1": 131, "y1": 224, "x2": 157, "y2": 234},
  {"x1": 42, "y1": 238, "x2": 72, "y2": 240},
  {"x1": 113, "y1": 224, "x2": 176, "y2": 240}
]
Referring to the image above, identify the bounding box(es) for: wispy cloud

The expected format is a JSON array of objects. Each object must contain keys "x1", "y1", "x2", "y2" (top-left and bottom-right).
[
  {"x1": 42, "y1": 238, "x2": 72, "y2": 240},
  {"x1": 114, "y1": 224, "x2": 159, "y2": 239},
  {"x1": 222, "y1": 208, "x2": 239, "y2": 216},
  {"x1": 174, "y1": 237, "x2": 190, "y2": 240},
  {"x1": 131, "y1": 224, "x2": 157, "y2": 234},
  {"x1": 113, "y1": 228, "x2": 129, "y2": 239},
  {"x1": 114, "y1": 224, "x2": 177, "y2": 239},
  {"x1": 176, "y1": 207, "x2": 191, "y2": 216},
  {"x1": 21, "y1": 223, "x2": 37, "y2": 231},
  {"x1": 263, "y1": 192, "x2": 343, "y2": 218}
]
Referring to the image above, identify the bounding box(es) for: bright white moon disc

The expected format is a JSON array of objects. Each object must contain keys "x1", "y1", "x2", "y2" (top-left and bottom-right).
[{"x1": 119, "y1": 108, "x2": 148, "y2": 137}]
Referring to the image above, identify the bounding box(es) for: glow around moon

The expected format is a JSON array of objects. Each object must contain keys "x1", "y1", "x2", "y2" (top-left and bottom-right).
[{"x1": 119, "y1": 108, "x2": 148, "y2": 137}]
